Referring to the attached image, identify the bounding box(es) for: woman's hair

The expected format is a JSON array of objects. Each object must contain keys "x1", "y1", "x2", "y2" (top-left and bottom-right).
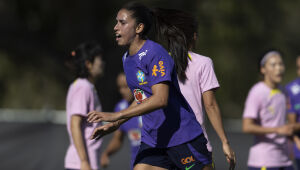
[
  {"x1": 260, "y1": 51, "x2": 281, "y2": 67},
  {"x1": 121, "y1": 2, "x2": 198, "y2": 82},
  {"x1": 258, "y1": 50, "x2": 282, "y2": 80},
  {"x1": 66, "y1": 41, "x2": 103, "y2": 78},
  {"x1": 122, "y1": 2, "x2": 153, "y2": 40},
  {"x1": 153, "y1": 8, "x2": 198, "y2": 82}
]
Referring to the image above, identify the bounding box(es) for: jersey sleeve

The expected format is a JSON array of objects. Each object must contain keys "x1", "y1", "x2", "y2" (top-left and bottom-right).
[
  {"x1": 69, "y1": 85, "x2": 91, "y2": 117},
  {"x1": 199, "y1": 58, "x2": 220, "y2": 93},
  {"x1": 147, "y1": 52, "x2": 173, "y2": 87},
  {"x1": 243, "y1": 87, "x2": 261, "y2": 119}
]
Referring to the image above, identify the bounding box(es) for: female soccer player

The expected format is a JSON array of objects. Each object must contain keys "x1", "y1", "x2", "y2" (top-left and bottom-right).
[
  {"x1": 153, "y1": 8, "x2": 236, "y2": 168},
  {"x1": 88, "y1": 2, "x2": 235, "y2": 170},
  {"x1": 242, "y1": 51, "x2": 294, "y2": 170},
  {"x1": 286, "y1": 55, "x2": 300, "y2": 169},
  {"x1": 100, "y1": 72, "x2": 142, "y2": 170},
  {"x1": 64, "y1": 42, "x2": 104, "y2": 170}
]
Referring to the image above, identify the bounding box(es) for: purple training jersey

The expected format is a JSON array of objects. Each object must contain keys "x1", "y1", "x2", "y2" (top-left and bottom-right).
[
  {"x1": 286, "y1": 78, "x2": 300, "y2": 158},
  {"x1": 114, "y1": 99, "x2": 142, "y2": 168},
  {"x1": 122, "y1": 40, "x2": 203, "y2": 148}
]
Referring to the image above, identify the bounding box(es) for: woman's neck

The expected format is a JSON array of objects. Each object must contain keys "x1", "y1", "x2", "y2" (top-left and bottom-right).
[
  {"x1": 263, "y1": 78, "x2": 278, "y2": 89},
  {"x1": 87, "y1": 76, "x2": 95, "y2": 84},
  {"x1": 128, "y1": 38, "x2": 146, "y2": 56}
]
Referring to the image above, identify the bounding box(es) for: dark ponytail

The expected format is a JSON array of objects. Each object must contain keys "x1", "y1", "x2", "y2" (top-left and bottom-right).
[
  {"x1": 66, "y1": 41, "x2": 103, "y2": 78},
  {"x1": 153, "y1": 8, "x2": 198, "y2": 82},
  {"x1": 121, "y1": 2, "x2": 198, "y2": 82}
]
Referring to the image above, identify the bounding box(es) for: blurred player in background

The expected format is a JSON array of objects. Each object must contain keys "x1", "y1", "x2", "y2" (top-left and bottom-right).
[
  {"x1": 243, "y1": 51, "x2": 294, "y2": 170},
  {"x1": 286, "y1": 55, "x2": 300, "y2": 170},
  {"x1": 64, "y1": 42, "x2": 105, "y2": 170},
  {"x1": 100, "y1": 72, "x2": 142, "y2": 170}
]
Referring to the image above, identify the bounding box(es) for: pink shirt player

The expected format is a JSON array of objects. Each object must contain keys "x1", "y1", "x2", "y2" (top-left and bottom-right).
[
  {"x1": 243, "y1": 82, "x2": 292, "y2": 167},
  {"x1": 64, "y1": 78, "x2": 103, "y2": 169},
  {"x1": 178, "y1": 51, "x2": 220, "y2": 152}
]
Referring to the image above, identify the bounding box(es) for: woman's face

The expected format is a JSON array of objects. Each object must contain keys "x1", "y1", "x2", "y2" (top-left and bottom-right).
[
  {"x1": 114, "y1": 9, "x2": 137, "y2": 46},
  {"x1": 261, "y1": 55, "x2": 285, "y2": 84},
  {"x1": 87, "y1": 56, "x2": 104, "y2": 79},
  {"x1": 117, "y1": 74, "x2": 133, "y2": 102}
]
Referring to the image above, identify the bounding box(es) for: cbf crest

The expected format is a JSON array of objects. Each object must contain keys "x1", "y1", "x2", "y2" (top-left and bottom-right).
[
  {"x1": 134, "y1": 89, "x2": 147, "y2": 104},
  {"x1": 136, "y1": 70, "x2": 148, "y2": 85}
]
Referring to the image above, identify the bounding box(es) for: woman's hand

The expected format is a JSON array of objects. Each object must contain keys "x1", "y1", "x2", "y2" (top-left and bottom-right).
[
  {"x1": 90, "y1": 122, "x2": 121, "y2": 140},
  {"x1": 276, "y1": 124, "x2": 293, "y2": 136},
  {"x1": 87, "y1": 111, "x2": 121, "y2": 123},
  {"x1": 222, "y1": 142, "x2": 236, "y2": 170}
]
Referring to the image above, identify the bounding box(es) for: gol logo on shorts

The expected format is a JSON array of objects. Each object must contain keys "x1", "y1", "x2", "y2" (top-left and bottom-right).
[{"x1": 181, "y1": 156, "x2": 195, "y2": 164}]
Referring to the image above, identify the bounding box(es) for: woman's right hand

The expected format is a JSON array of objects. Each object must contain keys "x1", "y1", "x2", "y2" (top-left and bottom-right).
[
  {"x1": 81, "y1": 160, "x2": 92, "y2": 170},
  {"x1": 90, "y1": 121, "x2": 121, "y2": 140},
  {"x1": 87, "y1": 111, "x2": 122, "y2": 123},
  {"x1": 222, "y1": 142, "x2": 236, "y2": 170},
  {"x1": 276, "y1": 124, "x2": 293, "y2": 136},
  {"x1": 100, "y1": 152, "x2": 110, "y2": 168}
]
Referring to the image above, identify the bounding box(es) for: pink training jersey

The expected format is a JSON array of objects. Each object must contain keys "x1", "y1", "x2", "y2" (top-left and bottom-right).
[
  {"x1": 243, "y1": 82, "x2": 292, "y2": 167},
  {"x1": 64, "y1": 78, "x2": 103, "y2": 170},
  {"x1": 178, "y1": 51, "x2": 220, "y2": 152}
]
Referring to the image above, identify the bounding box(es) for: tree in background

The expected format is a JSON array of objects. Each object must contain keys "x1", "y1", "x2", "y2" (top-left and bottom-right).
[{"x1": 0, "y1": 0, "x2": 299, "y2": 117}]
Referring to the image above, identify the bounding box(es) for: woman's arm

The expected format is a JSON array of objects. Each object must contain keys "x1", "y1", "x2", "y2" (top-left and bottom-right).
[
  {"x1": 287, "y1": 113, "x2": 300, "y2": 150},
  {"x1": 71, "y1": 115, "x2": 92, "y2": 170},
  {"x1": 100, "y1": 130, "x2": 125, "y2": 168},
  {"x1": 288, "y1": 113, "x2": 300, "y2": 132},
  {"x1": 119, "y1": 82, "x2": 169, "y2": 119},
  {"x1": 88, "y1": 82, "x2": 169, "y2": 123},
  {"x1": 89, "y1": 101, "x2": 138, "y2": 140},
  {"x1": 202, "y1": 90, "x2": 235, "y2": 166},
  {"x1": 243, "y1": 118, "x2": 293, "y2": 135},
  {"x1": 203, "y1": 90, "x2": 228, "y2": 143}
]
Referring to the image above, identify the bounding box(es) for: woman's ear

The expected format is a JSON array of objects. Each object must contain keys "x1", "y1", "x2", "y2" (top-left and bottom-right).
[
  {"x1": 260, "y1": 67, "x2": 265, "y2": 75},
  {"x1": 136, "y1": 23, "x2": 144, "y2": 34}
]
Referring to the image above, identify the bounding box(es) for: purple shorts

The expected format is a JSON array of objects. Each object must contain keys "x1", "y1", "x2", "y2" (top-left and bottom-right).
[{"x1": 134, "y1": 133, "x2": 212, "y2": 169}]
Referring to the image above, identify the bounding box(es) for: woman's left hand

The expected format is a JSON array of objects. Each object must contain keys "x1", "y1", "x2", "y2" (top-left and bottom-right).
[{"x1": 87, "y1": 111, "x2": 121, "y2": 123}]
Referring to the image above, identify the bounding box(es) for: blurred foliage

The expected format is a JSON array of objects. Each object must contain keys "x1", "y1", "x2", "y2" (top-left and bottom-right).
[{"x1": 0, "y1": 0, "x2": 299, "y2": 118}]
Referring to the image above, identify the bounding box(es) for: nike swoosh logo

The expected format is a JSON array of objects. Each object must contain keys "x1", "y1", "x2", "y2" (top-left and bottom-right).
[{"x1": 185, "y1": 163, "x2": 195, "y2": 170}]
